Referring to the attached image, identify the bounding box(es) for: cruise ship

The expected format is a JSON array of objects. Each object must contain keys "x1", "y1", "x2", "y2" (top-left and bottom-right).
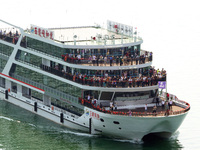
[{"x1": 0, "y1": 19, "x2": 190, "y2": 141}]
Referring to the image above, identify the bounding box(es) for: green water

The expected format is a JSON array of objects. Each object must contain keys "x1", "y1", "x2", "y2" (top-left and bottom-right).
[{"x1": 0, "y1": 100, "x2": 184, "y2": 150}]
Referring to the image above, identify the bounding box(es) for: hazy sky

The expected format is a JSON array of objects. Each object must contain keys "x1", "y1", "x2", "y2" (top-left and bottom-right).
[{"x1": 1, "y1": 0, "x2": 199, "y2": 29}]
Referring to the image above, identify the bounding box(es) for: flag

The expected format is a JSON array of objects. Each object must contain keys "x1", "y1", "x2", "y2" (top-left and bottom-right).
[{"x1": 158, "y1": 81, "x2": 166, "y2": 89}]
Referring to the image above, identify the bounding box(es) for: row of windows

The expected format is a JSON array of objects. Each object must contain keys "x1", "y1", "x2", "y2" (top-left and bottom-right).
[
  {"x1": 1, "y1": 75, "x2": 82, "y2": 114},
  {"x1": 26, "y1": 37, "x2": 65, "y2": 58},
  {"x1": 51, "y1": 97, "x2": 84, "y2": 116},
  {"x1": 0, "y1": 57, "x2": 7, "y2": 71},
  {"x1": 15, "y1": 50, "x2": 42, "y2": 67},
  {"x1": 13, "y1": 65, "x2": 82, "y2": 98},
  {"x1": 0, "y1": 43, "x2": 14, "y2": 56},
  {"x1": 23, "y1": 36, "x2": 140, "y2": 59},
  {"x1": 15, "y1": 49, "x2": 150, "y2": 77}
]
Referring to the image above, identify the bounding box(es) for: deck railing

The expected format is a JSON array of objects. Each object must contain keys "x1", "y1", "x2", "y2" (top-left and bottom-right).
[
  {"x1": 79, "y1": 96, "x2": 190, "y2": 117},
  {"x1": 20, "y1": 43, "x2": 153, "y2": 67},
  {"x1": 0, "y1": 34, "x2": 19, "y2": 44},
  {"x1": 40, "y1": 64, "x2": 165, "y2": 88},
  {"x1": 61, "y1": 51, "x2": 152, "y2": 67}
]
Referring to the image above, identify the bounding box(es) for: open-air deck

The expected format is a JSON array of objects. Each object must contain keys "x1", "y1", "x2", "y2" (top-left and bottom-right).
[
  {"x1": 38, "y1": 64, "x2": 165, "y2": 88},
  {"x1": 48, "y1": 26, "x2": 142, "y2": 46},
  {"x1": 61, "y1": 49, "x2": 152, "y2": 67},
  {"x1": 79, "y1": 94, "x2": 190, "y2": 117}
]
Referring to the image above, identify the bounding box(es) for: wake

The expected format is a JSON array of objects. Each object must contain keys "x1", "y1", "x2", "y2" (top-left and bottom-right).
[{"x1": 61, "y1": 130, "x2": 99, "y2": 138}]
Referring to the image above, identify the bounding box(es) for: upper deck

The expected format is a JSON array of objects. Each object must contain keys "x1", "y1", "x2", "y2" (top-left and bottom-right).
[
  {"x1": 79, "y1": 92, "x2": 190, "y2": 117},
  {"x1": 48, "y1": 26, "x2": 142, "y2": 47}
]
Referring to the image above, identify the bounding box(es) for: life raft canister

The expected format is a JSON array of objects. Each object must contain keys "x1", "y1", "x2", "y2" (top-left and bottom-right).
[
  {"x1": 51, "y1": 106, "x2": 54, "y2": 111},
  {"x1": 81, "y1": 99, "x2": 84, "y2": 105}
]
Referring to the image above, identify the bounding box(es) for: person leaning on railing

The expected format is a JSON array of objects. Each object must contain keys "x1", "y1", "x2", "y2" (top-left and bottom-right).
[
  {"x1": 40, "y1": 64, "x2": 166, "y2": 88},
  {"x1": 61, "y1": 51, "x2": 154, "y2": 66}
]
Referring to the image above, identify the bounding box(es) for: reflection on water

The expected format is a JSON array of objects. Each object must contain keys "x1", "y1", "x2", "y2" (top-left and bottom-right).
[{"x1": 0, "y1": 100, "x2": 184, "y2": 150}]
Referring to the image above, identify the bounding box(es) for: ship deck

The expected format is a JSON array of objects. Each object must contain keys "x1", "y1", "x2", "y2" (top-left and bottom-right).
[
  {"x1": 80, "y1": 98, "x2": 190, "y2": 117},
  {"x1": 122, "y1": 104, "x2": 181, "y2": 113},
  {"x1": 110, "y1": 103, "x2": 189, "y2": 116},
  {"x1": 49, "y1": 26, "x2": 141, "y2": 46}
]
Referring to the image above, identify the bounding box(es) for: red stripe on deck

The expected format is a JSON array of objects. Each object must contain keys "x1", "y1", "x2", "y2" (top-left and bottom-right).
[{"x1": 0, "y1": 73, "x2": 45, "y2": 92}]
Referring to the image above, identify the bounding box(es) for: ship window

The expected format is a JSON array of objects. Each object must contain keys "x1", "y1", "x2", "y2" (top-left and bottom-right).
[
  {"x1": 0, "y1": 43, "x2": 14, "y2": 56},
  {"x1": 100, "y1": 118, "x2": 104, "y2": 122},
  {"x1": 103, "y1": 125, "x2": 105, "y2": 127},
  {"x1": 22, "y1": 86, "x2": 31, "y2": 99},
  {"x1": 32, "y1": 90, "x2": 43, "y2": 102},
  {"x1": 114, "y1": 91, "x2": 155, "y2": 101},
  {"x1": 113, "y1": 121, "x2": 120, "y2": 124},
  {"x1": 11, "y1": 82, "x2": 17, "y2": 93},
  {"x1": 100, "y1": 92, "x2": 113, "y2": 100},
  {"x1": 0, "y1": 77, "x2": 5, "y2": 88}
]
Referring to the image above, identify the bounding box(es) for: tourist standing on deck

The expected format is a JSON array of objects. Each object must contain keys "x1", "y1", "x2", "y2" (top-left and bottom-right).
[
  {"x1": 110, "y1": 56, "x2": 113, "y2": 66},
  {"x1": 104, "y1": 56, "x2": 107, "y2": 66},
  {"x1": 169, "y1": 98, "x2": 173, "y2": 110},
  {"x1": 87, "y1": 94, "x2": 91, "y2": 101},
  {"x1": 145, "y1": 104, "x2": 147, "y2": 113},
  {"x1": 156, "y1": 95, "x2": 159, "y2": 106},
  {"x1": 162, "y1": 100, "x2": 165, "y2": 109},
  {"x1": 116, "y1": 56, "x2": 119, "y2": 66},
  {"x1": 128, "y1": 77, "x2": 132, "y2": 87},
  {"x1": 92, "y1": 55, "x2": 96, "y2": 66},
  {"x1": 152, "y1": 105, "x2": 157, "y2": 115},
  {"x1": 77, "y1": 54, "x2": 81, "y2": 64},
  {"x1": 165, "y1": 101, "x2": 169, "y2": 116},
  {"x1": 128, "y1": 110, "x2": 132, "y2": 116},
  {"x1": 120, "y1": 56, "x2": 123, "y2": 66}
]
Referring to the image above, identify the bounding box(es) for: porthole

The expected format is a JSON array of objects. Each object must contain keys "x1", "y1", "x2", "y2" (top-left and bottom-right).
[
  {"x1": 100, "y1": 118, "x2": 104, "y2": 122},
  {"x1": 113, "y1": 121, "x2": 120, "y2": 124},
  {"x1": 103, "y1": 125, "x2": 105, "y2": 127},
  {"x1": 119, "y1": 127, "x2": 121, "y2": 130}
]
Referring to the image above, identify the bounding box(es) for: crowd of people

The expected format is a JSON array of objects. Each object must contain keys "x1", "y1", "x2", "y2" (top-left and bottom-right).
[
  {"x1": 41, "y1": 64, "x2": 166, "y2": 88},
  {"x1": 61, "y1": 50, "x2": 153, "y2": 66},
  {"x1": 0, "y1": 29, "x2": 20, "y2": 44}
]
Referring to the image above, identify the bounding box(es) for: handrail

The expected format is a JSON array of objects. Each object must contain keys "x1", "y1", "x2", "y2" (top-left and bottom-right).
[
  {"x1": 0, "y1": 33, "x2": 20, "y2": 44},
  {"x1": 40, "y1": 64, "x2": 164, "y2": 88},
  {"x1": 61, "y1": 51, "x2": 153, "y2": 67},
  {"x1": 19, "y1": 43, "x2": 153, "y2": 67},
  {"x1": 78, "y1": 97, "x2": 190, "y2": 117}
]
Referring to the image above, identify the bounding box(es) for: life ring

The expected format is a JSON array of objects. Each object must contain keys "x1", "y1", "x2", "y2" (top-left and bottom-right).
[{"x1": 51, "y1": 106, "x2": 54, "y2": 111}]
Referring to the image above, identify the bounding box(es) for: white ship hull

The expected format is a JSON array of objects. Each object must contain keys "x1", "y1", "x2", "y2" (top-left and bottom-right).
[
  {"x1": 0, "y1": 88, "x2": 188, "y2": 141},
  {"x1": 0, "y1": 90, "x2": 89, "y2": 132},
  {"x1": 88, "y1": 107, "x2": 188, "y2": 140}
]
